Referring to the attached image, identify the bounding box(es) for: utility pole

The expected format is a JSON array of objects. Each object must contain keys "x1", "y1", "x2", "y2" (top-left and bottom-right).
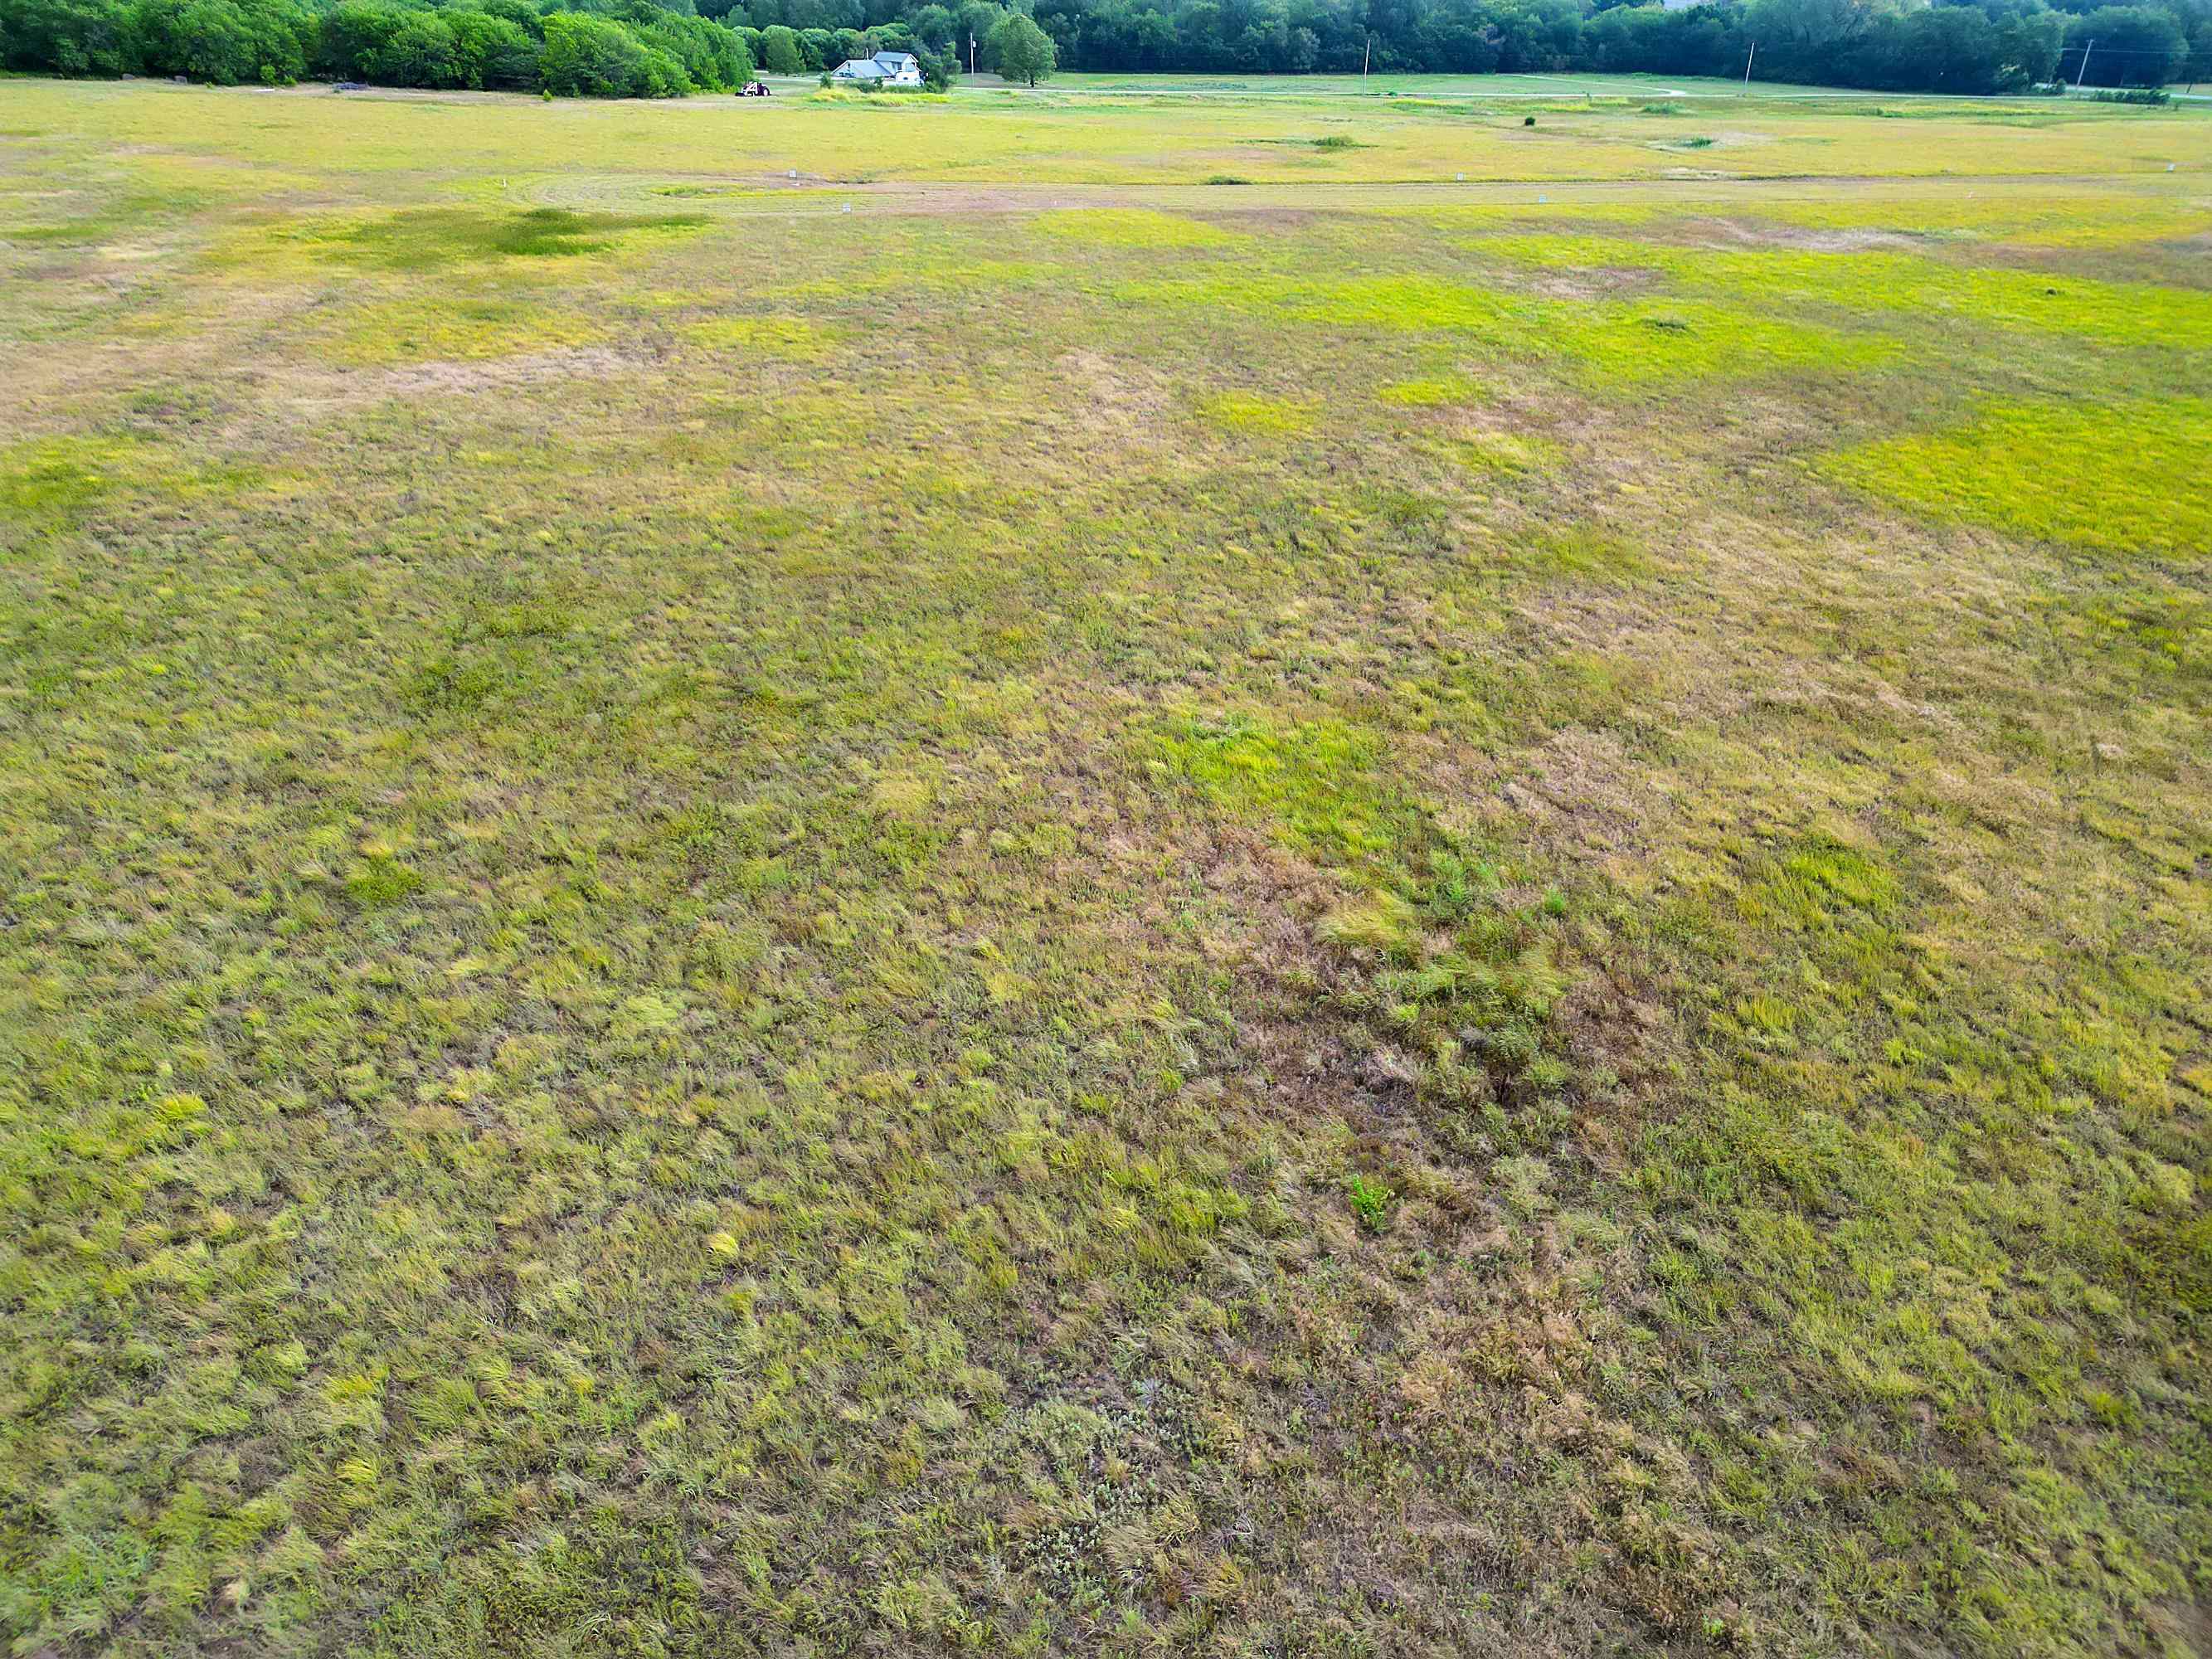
[
  {"x1": 968, "y1": 32, "x2": 975, "y2": 76},
  {"x1": 1362, "y1": 35, "x2": 1371, "y2": 80},
  {"x1": 1742, "y1": 40, "x2": 1756, "y2": 91},
  {"x1": 2074, "y1": 37, "x2": 2092, "y2": 90}
]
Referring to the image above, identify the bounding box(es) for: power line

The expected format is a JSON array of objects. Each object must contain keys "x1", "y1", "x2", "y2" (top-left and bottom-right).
[{"x1": 2055, "y1": 43, "x2": 2185, "y2": 59}]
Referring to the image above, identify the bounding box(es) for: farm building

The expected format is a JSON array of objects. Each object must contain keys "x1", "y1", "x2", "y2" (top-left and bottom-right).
[{"x1": 829, "y1": 51, "x2": 924, "y2": 86}]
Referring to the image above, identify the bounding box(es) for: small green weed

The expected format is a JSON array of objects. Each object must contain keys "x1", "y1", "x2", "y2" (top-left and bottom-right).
[{"x1": 1347, "y1": 1174, "x2": 1393, "y2": 1230}]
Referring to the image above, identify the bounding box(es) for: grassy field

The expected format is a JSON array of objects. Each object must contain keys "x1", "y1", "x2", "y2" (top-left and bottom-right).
[
  {"x1": 9, "y1": 74, "x2": 2212, "y2": 185},
  {"x1": 1044, "y1": 70, "x2": 2098, "y2": 100},
  {"x1": 2, "y1": 73, "x2": 2210, "y2": 1659}
]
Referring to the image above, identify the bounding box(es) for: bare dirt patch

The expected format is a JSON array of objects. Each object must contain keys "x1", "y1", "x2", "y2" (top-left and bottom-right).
[
  {"x1": 1694, "y1": 216, "x2": 1927, "y2": 252},
  {"x1": 529, "y1": 174, "x2": 1141, "y2": 220},
  {"x1": 1054, "y1": 348, "x2": 1176, "y2": 429},
  {"x1": 273, "y1": 345, "x2": 649, "y2": 414},
  {"x1": 1529, "y1": 265, "x2": 1661, "y2": 299}
]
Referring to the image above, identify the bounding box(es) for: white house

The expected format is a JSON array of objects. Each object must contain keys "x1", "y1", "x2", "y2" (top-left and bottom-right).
[{"x1": 829, "y1": 50, "x2": 923, "y2": 86}]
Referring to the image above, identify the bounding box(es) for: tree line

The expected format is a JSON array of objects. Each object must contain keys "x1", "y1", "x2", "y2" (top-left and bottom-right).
[
  {"x1": 0, "y1": 0, "x2": 756, "y2": 93},
  {"x1": 2, "y1": 0, "x2": 2205, "y2": 97},
  {"x1": 845, "y1": 0, "x2": 2206, "y2": 92}
]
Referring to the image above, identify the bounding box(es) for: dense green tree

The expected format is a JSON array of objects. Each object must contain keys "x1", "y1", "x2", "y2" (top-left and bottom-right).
[
  {"x1": 907, "y1": 0, "x2": 953, "y2": 46},
  {"x1": 0, "y1": 0, "x2": 2193, "y2": 98},
  {"x1": 447, "y1": 7, "x2": 542, "y2": 84},
  {"x1": 953, "y1": 0, "x2": 1003, "y2": 61},
  {"x1": 2064, "y1": 2, "x2": 2187, "y2": 80},
  {"x1": 127, "y1": 0, "x2": 314, "y2": 81},
  {"x1": 0, "y1": 0, "x2": 136, "y2": 73},
  {"x1": 2, "y1": 0, "x2": 745, "y2": 91},
  {"x1": 757, "y1": 17, "x2": 801, "y2": 63},
  {"x1": 540, "y1": 7, "x2": 688, "y2": 90},
  {"x1": 984, "y1": 5, "x2": 1052, "y2": 76},
  {"x1": 636, "y1": 0, "x2": 749, "y2": 84},
  {"x1": 377, "y1": 9, "x2": 461, "y2": 82}
]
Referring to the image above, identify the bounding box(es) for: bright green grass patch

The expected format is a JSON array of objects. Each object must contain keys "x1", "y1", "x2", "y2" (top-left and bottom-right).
[
  {"x1": 1196, "y1": 391, "x2": 1316, "y2": 435},
  {"x1": 1316, "y1": 273, "x2": 1521, "y2": 333},
  {"x1": 0, "y1": 434, "x2": 263, "y2": 530},
  {"x1": 1824, "y1": 397, "x2": 2212, "y2": 558},
  {"x1": 1114, "y1": 271, "x2": 1510, "y2": 333},
  {"x1": 2, "y1": 220, "x2": 118, "y2": 246},
  {"x1": 0, "y1": 435, "x2": 148, "y2": 517},
  {"x1": 1125, "y1": 270, "x2": 1888, "y2": 383},
  {"x1": 1503, "y1": 526, "x2": 1653, "y2": 579},
  {"x1": 1378, "y1": 375, "x2": 1482, "y2": 407},
  {"x1": 806, "y1": 85, "x2": 950, "y2": 103},
  {"x1": 327, "y1": 298, "x2": 605, "y2": 365},
  {"x1": 1437, "y1": 427, "x2": 1562, "y2": 475},
  {"x1": 783, "y1": 256, "x2": 1055, "y2": 299},
  {"x1": 1759, "y1": 838, "x2": 1904, "y2": 926},
  {"x1": 1144, "y1": 712, "x2": 1415, "y2": 863},
  {"x1": 1032, "y1": 207, "x2": 1240, "y2": 248},
  {"x1": 1471, "y1": 233, "x2": 2212, "y2": 353},
  {"x1": 684, "y1": 315, "x2": 848, "y2": 359},
  {"x1": 1549, "y1": 300, "x2": 1896, "y2": 383}
]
